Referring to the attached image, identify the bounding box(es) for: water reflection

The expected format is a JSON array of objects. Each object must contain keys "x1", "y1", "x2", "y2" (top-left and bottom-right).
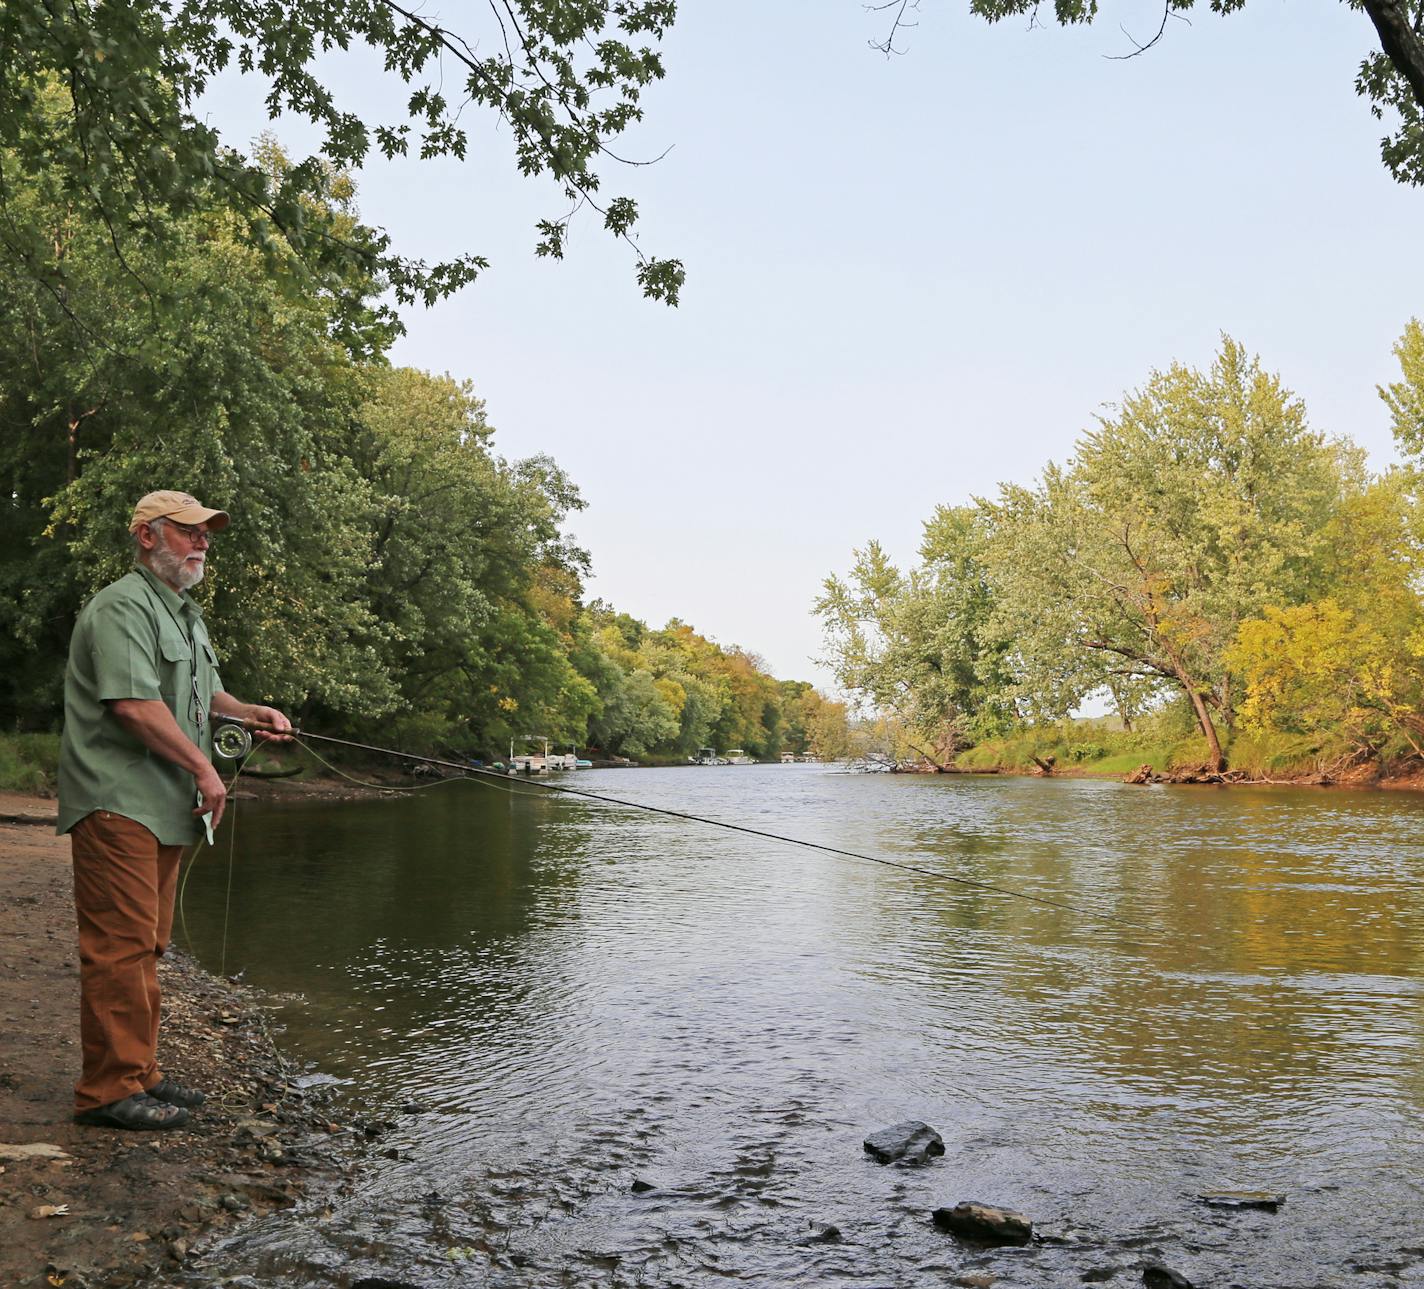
[{"x1": 181, "y1": 768, "x2": 1424, "y2": 1287}]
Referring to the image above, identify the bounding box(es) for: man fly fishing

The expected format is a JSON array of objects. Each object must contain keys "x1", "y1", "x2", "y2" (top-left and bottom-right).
[{"x1": 57, "y1": 491, "x2": 291, "y2": 1130}]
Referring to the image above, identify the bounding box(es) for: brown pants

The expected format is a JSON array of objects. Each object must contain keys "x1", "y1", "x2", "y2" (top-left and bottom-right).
[{"x1": 70, "y1": 811, "x2": 184, "y2": 1111}]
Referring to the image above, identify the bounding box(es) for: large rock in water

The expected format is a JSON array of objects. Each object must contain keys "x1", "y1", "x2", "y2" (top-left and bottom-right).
[
  {"x1": 863, "y1": 1120, "x2": 945, "y2": 1165},
  {"x1": 932, "y1": 1201, "x2": 1032, "y2": 1246}
]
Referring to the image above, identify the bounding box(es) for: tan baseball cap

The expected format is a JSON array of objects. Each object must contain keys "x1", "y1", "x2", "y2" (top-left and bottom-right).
[{"x1": 128, "y1": 490, "x2": 231, "y2": 533}]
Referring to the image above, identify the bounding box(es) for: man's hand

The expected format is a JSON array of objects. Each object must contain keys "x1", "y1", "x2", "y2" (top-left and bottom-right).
[
  {"x1": 109, "y1": 698, "x2": 224, "y2": 829},
  {"x1": 211, "y1": 694, "x2": 293, "y2": 743},
  {"x1": 248, "y1": 705, "x2": 293, "y2": 742},
  {"x1": 193, "y1": 761, "x2": 228, "y2": 829}
]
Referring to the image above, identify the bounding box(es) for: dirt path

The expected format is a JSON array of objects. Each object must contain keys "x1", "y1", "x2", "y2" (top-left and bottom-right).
[{"x1": 0, "y1": 791, "x2": 370, "y2": 1289}]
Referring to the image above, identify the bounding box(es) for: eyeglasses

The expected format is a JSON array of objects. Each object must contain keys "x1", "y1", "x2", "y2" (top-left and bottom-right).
[{"x1": 163, "y1": 520, "x2": 214, "y2": 545}]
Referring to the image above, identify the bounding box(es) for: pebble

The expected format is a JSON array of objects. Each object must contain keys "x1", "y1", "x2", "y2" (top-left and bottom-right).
[{"x1": 233, "y1": 1118, "x2": 279, "y2": 1140}]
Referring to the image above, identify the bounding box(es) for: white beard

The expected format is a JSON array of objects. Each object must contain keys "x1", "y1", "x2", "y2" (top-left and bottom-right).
[{"x1": 149, "y1": 543, "x2": 205, "y2": 591}]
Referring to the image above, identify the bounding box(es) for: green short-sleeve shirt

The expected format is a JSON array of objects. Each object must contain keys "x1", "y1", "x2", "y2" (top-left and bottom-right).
[{"x1": 58, "y1": 566, "x2": 224, "y2": 845}]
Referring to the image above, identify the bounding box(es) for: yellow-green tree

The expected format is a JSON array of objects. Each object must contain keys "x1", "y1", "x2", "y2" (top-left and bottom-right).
[
  {"x1": 983, "y1": 337, "x2": 1352, "y2": 769},
  {"x1": 1228, "y1": 601, "x2": 1424, "y2": 758}
]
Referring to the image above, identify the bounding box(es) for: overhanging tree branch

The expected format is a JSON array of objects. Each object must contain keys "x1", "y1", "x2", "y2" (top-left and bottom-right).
[{"x1": 1360, "y1": 0, "x2": 1424, "y2": 108}]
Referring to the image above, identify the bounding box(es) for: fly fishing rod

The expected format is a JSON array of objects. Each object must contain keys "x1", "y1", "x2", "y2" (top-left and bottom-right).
[{"x1": 213, "y1": 716, "x2": 1098, "y2": 917}]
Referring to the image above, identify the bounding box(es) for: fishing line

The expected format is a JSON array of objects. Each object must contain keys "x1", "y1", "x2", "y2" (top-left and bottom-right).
[
  {"x1": 226, "y1": 723, "x2": 1099, "y2": 918},
  {"x1": 292, "y1": 736, "x2": 506, "y2": 796},
  {"x1": 178, "y1": 742, "x2": 263, "y2": 966},
  {"x1": 219, "y1": 760, "x2": 238, "y2": 977}
]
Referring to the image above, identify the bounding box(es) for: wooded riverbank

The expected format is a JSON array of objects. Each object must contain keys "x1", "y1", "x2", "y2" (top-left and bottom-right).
[{"x1": 819, "y1": 332, "x2": 1424, "y2": 782}]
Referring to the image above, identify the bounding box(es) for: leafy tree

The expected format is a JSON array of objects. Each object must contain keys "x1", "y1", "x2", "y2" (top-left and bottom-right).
[
  {"x1": 1228, "y1": 600, "x2": 1424, "y2": 759},
  {"x1": 0, "y1": 0, "x2": 683, "y2": 323},
  {"x1": 567, "y1": 606, "x2": 838, "y2": 760},
  {"x1": 1223, "y1": 331, "x2": 1424, "y2": 764},
  {"x1": 779, "y1": 682, "x2": 852, "y2": 759},
  {"x1": 982, "y1": 337, "x2": 1352, "y2": 769},
  {"x1": 1382, "y1": 318, "x2": 1424, "y2": 460},
  {"x1": 339, "y1": 366, "x2": 598, "y2": 746},
  {"x1": 0, "y1": 120, "x2": 604, "y2": 749},
  {"x1": 592, "y1": 666, "x2": 680, "y2": 758},
  {"x1": 0, "y1": 129, "x2": 394, "y2": 725},
  {"x1": 777, "y1": 679, "x2": 814, "y2": 755},
  {"x1": 817, "y1": 505, "x2": 1012, "y2": 764}
]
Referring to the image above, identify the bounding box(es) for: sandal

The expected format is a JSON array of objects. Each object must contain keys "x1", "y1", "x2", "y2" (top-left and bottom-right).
[
  {"x1": 147, "y1": 1076, "x2": 206, "y2": 1108},
  {"x1": 75, "y1": 1092, "x2": 189, "y2": 1131}
]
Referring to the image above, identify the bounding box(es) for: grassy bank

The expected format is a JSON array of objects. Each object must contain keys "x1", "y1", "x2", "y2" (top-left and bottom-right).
[
  {"x1": 0, "y1": 731, "x2": 60, "y2": 793},
  {"x1": 955, "y1": 719, "x2": 1362, "y2": 780}
]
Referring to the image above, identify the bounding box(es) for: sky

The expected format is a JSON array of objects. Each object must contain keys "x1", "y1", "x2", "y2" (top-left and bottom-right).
[{"x1": 197, "y1": 1, "x2": 1424, "y2": 690}]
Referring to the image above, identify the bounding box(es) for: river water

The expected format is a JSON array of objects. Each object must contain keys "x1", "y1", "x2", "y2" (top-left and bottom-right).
[{"x1": 180, "y1": 766, "x2": 1424, "y2": 1287}]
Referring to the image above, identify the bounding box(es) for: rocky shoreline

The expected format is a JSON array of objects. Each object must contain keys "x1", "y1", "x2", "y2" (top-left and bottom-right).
[
  {"x1": 892, "y1": 757, "x2": 1424, "y2": 791},
  {"x1": 0, "y1": 791, "x2": 378, "y2": 1289}
]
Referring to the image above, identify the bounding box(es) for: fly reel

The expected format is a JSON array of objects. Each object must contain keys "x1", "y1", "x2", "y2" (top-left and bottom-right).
[{"x1": 213, "y1": 718, "x2": 253, "y2": 761}]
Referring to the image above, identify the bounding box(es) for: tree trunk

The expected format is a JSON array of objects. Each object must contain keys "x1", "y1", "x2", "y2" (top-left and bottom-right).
[
  {"x1": 66, "y1": 402, "x2": 102, "y2": 485},
  {"x1": 1186, "y1": 687, "x2": 1226, "y2": 771},
  {"x1": 1360, "y1": 0, "x2": 1424, "y2": 112}
]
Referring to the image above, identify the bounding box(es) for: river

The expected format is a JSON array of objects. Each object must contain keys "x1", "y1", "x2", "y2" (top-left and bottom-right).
[{"x1": 179, "y1": 765, "x2": 1424, "y2": 1287}]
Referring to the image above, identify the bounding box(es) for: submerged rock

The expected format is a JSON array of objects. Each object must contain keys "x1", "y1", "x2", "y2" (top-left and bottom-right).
[
  {"x1": 1142, "y1": 1262, "x2": 1193, "y2": 1288},
  {"x1": 932, "y1": 1202, "x2": 1032, "y2": 1246},
  {"x1": 1197, "y1": 1189, "x2": 1284, "y2": 1212},
  {"x1": 291, "y1": 1072, "x2": 348, "y2": 1089},
  {"x1": 863, "y1": 1120, "x2": 945, "y2": 1165}
]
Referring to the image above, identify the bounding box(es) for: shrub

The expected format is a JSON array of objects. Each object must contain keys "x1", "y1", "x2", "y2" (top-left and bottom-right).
[{"x1": 0, "y1": 732, "x2": 61, "y2": 794}]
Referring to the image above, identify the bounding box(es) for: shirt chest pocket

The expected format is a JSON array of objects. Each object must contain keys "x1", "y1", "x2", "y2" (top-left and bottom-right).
[{"x1": 157, "y1": 631, "x2": 194, "y2": 704}]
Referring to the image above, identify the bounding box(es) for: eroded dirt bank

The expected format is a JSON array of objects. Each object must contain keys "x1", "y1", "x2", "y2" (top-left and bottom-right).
[{"x1": 0, "y1": 791, "x2": 374, "y2": 1289}]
